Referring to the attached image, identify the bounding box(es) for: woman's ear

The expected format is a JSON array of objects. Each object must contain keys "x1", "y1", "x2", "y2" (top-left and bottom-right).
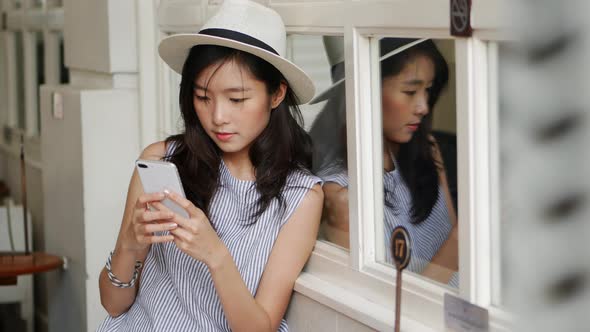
[{"x1": 270, "y1": 82, "x2": 288, "y2": 109}]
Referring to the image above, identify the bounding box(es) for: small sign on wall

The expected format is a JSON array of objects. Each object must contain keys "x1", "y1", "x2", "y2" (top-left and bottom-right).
[
  {"x1": 450, "y1": 0, "x2": 472, "y2": 37},
  {"x1": 52, "y1": 92, "x2": 64, "y2": 120}
]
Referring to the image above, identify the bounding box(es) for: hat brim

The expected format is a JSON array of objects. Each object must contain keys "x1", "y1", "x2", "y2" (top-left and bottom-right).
[
  {"x1": 308, "y1": 38, "x2": 429, "y2": 105},
  {"x1": 308, "y1": 78, "x2": 344, "y2": 105},
  {"x1": 158, "y1": 34, "x2": 316, "y2": 105}
]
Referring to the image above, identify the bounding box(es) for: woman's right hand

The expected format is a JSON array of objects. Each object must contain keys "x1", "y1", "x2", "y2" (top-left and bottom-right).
[{"x1": 119, "y1": 192, "x2": 177, "y2": 252}]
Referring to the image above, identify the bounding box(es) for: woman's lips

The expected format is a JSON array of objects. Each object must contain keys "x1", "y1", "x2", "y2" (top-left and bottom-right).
[
  {"x1": 407, "y1": 124, "x2": 419, "y2": 131},
  {"x1": 215, "y1": 132, "x2": 234, "y2": 141}
]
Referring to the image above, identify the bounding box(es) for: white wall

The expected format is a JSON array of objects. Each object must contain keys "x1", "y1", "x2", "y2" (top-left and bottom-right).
[
  {"x1": 40, "y1": 87, "x2": 140, "y2": 332},
  {"x1": 286, "y1": 293, "x2": 376, "y2": 332}
]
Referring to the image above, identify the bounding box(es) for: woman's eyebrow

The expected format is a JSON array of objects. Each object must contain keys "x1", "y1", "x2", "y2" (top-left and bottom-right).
[
  {"x1": 223, "y1": 87, "x2": 251, "y2": 93},
  {"x1": 402, "y1": 79, "x2": 433, "y2": 86},
  {"x1": 192, "y1": 84, "x2": 250, "y2": 93},
  {"x1": 402, "y1": 79, "x2": 423, "y2": 86}
]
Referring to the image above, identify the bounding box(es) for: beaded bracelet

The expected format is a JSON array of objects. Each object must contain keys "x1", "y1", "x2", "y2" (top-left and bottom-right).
[{"x1": 105, "y1": 251, "x2": 143, "y2": 288}]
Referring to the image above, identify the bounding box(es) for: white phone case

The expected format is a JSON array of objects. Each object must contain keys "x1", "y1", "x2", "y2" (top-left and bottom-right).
[{"x1": 135, "y1": 159, "x2": 189, "y2": 219}]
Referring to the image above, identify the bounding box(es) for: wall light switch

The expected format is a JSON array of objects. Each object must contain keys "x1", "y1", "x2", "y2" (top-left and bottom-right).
[{"x1": 52, "y1": 92, "x2": 64, "y2": 120}]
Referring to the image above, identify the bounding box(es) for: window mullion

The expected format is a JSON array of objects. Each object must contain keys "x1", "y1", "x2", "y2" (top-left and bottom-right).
[
  {"x1": 368, "y1": 36, "x2": 385, "y2": 265},
  {"x1": 487, "y1": 42, "x2": 502, "y2": 306},
  {"x1": 456, "y1": 37, "x2": 493, "y2": 306},
  {"x1": 344, "y1": 25, "x2": 362, "y2": 270},
  {"x1": 345, "y1": 27, "x2": 382, "y2": 271}
]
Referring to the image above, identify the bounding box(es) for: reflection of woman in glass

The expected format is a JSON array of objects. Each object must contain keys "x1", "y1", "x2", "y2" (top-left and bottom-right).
[{"x1": 312, "y1": 38, "x2": 458, "y2": 286}]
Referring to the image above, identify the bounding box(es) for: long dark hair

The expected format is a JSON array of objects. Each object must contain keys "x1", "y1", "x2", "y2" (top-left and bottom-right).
[
  {"x1": 164, "y1": 45, "x2": 313, "y2": 219},
  {"x1": 380, "y1": 39, "x2": 449, "y2": 224}
]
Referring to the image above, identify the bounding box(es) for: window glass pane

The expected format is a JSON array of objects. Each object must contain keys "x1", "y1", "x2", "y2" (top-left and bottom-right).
[
  {"x1": 374, "y1": 37, "x2": 459, "y2": 288},
  {"x1": 16, "y1": 31, "x2": 25, "y2": 130},
  {"x1": 288, "y1": 35, "x2": 350, "y2": 250}
]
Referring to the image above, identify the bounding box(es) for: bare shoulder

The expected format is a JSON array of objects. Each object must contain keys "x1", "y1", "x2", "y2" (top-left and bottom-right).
[
  {"x1": 308, "y1": 183, "x2": 324, "y2": 199},
  {"x1": 323, "y1": 182, "x2": 347, "y2": 195},
  {"x1": 288, "y1": 183, "x2": 323, "y2": 225},
  {"x1": 139, "y1": 141, "x2": 168, "y2": 161},
  {"x1": 302, "y1": 183, "x2": 324, "y2": 209}
]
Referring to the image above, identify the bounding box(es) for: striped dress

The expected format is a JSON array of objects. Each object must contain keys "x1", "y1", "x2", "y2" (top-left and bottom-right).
[
  {"x1": 97, "y1": 152, "x2": 321, "y2": 331},
  {"x1": 319, "y1": 161, "x2": 459, "y2": 287}
]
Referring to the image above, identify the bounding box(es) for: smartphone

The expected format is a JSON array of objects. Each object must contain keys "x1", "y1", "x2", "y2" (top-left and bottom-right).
[{"x1": 135, "y1": 159, "x2": 189, "y2": 219}]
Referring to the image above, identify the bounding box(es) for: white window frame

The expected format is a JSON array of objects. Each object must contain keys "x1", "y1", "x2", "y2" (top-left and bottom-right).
[
  {"x1": 0, "y1": 0, "x2": 64, "y2": 167},
  {"x1": 146, "y1": 0, "x2": 510, "y2": 330}
]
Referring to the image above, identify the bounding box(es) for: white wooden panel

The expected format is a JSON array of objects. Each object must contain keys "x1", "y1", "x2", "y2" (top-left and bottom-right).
[
  {"x1": 5, "y1": 10, "x2": 23, "y2": 31},
  {"x1": 23, "y1": 30, "x2": 38, "y2": 135},
  {"x1": 157, "y1": 1, "x2": 206, "y2": 33},
  {"x1": 137, "y1": 0, "x2": 160, "y2": 148},
  {"x1": 4, "y1": 32, "x2": 19, "y2": 127},
  {"x1": 80, "y1": 89, "x2": 140, "y2": 282},
  {"x1": 46, "y1": 8, "x2": 64, "y2": 31},
  {"x1": 107, "y1": 0, "x2": 137, "y2": 72},
  {"x1": 158, "y1": 0, "x2": 451, "y2": 33},
  {"x1": 294, "y1": 273, "x2": 436, "y2": 331},
  {"x1": 285, "y1": 291, "x2": 385, "y2": 332},
  {"x1": 86, "y1": 278, "x2": 108, "y2": 332},
  {"x1": 64, "y1": 0, "x2": 137, "y2": 73},
  {"x1": 63, "y1": 0, "x2": 110, "y2": 72},
  {"x1": 23, "y1": 8, "x2": 44, "y2": 30},
  {"x1": 0, "y1": 32, "x2": 7, "y2": 128},
  {"x1": 275, "y1": 0, "x2": 449, "y2": 30},
  {"x1": 43, "y1": 30, "x2": 60, "y2": 85},
  {"x1": 471, "y1": 0, "x2": 508, "y2": 31}
]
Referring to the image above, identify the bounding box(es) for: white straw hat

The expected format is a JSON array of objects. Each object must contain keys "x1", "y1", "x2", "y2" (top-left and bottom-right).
[
  {"x1": 308, "y1": 38, "x2": 429, "y2": 105},
  {"x1": 158, "y1": 0, "x2": 315, "y2": 105}
]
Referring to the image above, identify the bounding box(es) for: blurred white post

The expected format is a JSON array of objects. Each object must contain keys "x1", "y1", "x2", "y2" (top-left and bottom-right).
[{"x1": 501, "y1": 1, "x2": 590, "y2": 331}]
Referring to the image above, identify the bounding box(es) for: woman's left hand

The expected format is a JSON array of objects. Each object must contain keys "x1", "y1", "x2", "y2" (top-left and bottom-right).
[{"x1": 152, "y1": 191, "x2": 227, "y2": 269}]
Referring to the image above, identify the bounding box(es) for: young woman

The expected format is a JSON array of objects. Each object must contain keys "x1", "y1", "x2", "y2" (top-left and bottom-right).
[
  {"x1": 97, "y1": 1, "x2": 323, "y2": 331},
  {"x1": 312, "y1": 38, "x2": 458, "y2": 286}
]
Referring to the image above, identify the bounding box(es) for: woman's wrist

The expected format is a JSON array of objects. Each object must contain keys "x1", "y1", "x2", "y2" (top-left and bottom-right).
[
  {"x1": 105, "y1": 250, "x2": 143, "y2": 288},
  {"x1": 113, "y1": 245, "x2": 139, "y2": 257},
  {"x1": 206, "y1": 242, "x2": 231, "y2": 273},
  {"x1": 116, "y1": 236, "x2": 149, "y2": 254}
]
